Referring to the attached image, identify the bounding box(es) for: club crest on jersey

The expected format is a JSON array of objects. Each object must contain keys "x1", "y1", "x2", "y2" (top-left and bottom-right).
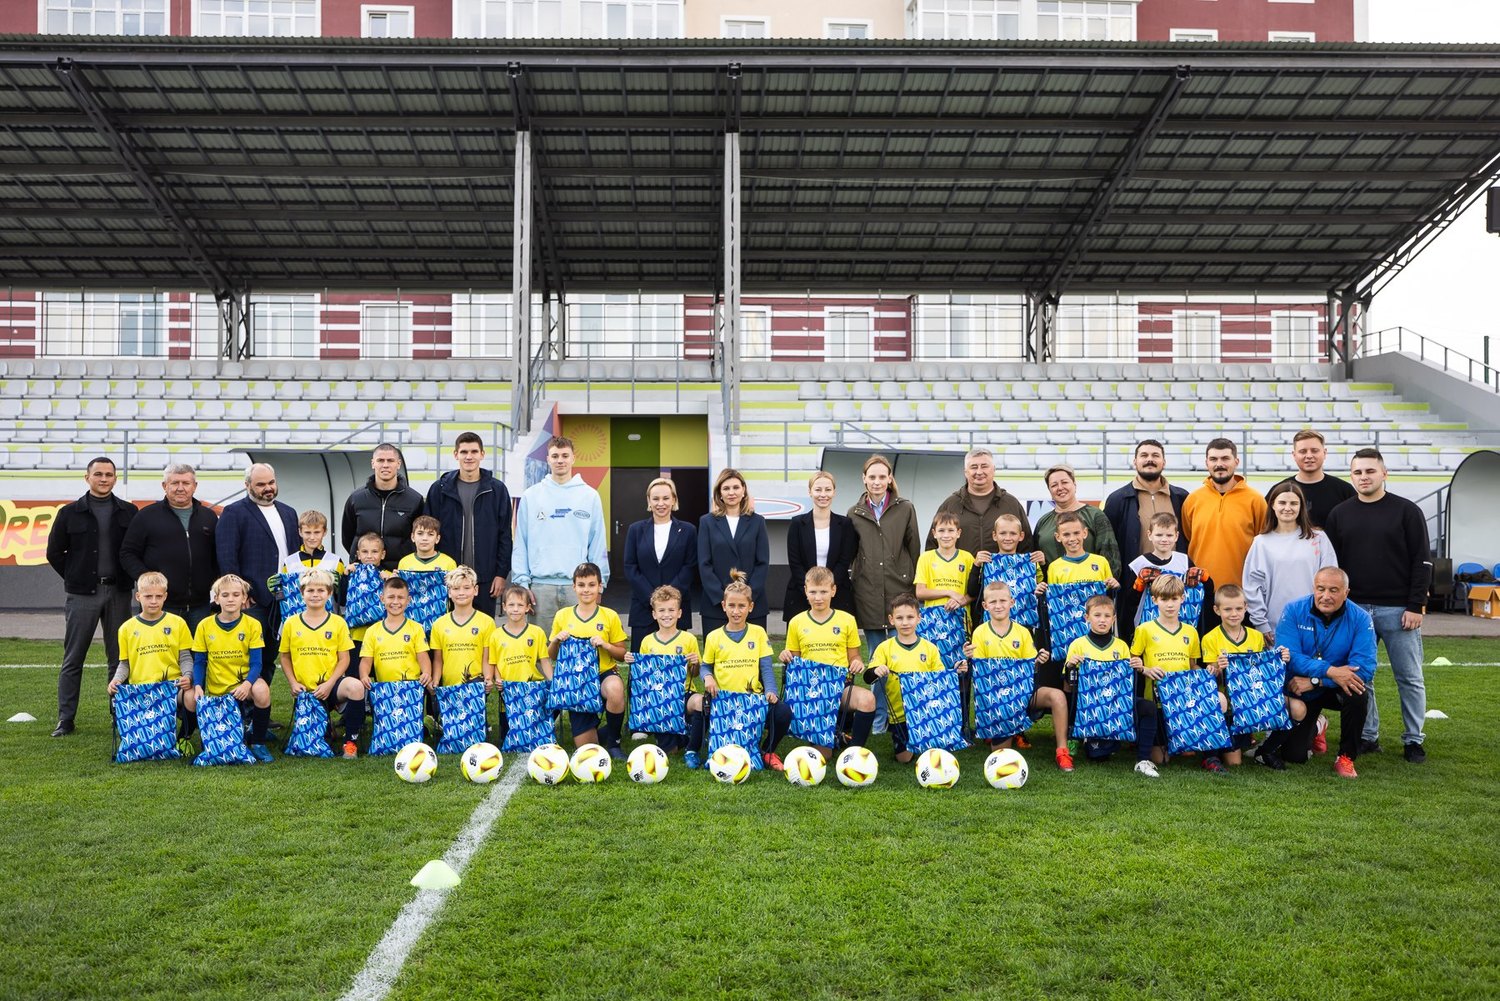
[
  {"x1": 237, "y1": 632, "x2": 245, "y2": 641},
  {"x1": 163, "y1": 627, "x2": 171, "y2": 635},
  {"x1": 748, "y1": 641, "x2": 756, "y2": 649},
  {"x1": 1182, "y1": 636, "x2": 1190, "y2": 645},
  {"x1": 325, "y1": 631, "x2": 333, "y2": 639},
  {"x1": 1090, "y1": 563, "x2": 1100, "y2": 572},
  {"x1": 1012, "y1": 640, "x2": 1021, "y2": 649},
  {"x1": 595, "y1": 623, "x2": 604, "y2": 631},
  {"x1": 527, "y1": 637, "x2": 534, "y2": 646},
  {"x1": 675, "y1": 645, "x2": 683, "y2": 654},
  {"x1": 403, "y1": 634, "x2": 411, "y2": 642},
  {"x1": 832, "y1": 626, "x2": 841, "y2": 634},
  {"x1": 919, "y1": 653, "x2": 928, "y2": 662},
  {"x1": 471, "y1": 626, "x2": 480, "y2": 635}
]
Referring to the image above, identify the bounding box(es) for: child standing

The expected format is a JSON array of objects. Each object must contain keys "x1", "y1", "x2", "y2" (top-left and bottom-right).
[
  {"x1": 357, "y1": 576, "x2": 432, "y2": 686},
  {"x1": 430, "y1": 566, "x2": 496, "y2": 687},
  {"x1": 866, "y1": 593, "x2": 951, "y2": 765},
  {"x1": 271, "y1": 510, "x2": 345, "y2": 607},
  {"x1": 192, "y1": 574, "x2": 272, "y2": 762},
  {"x1": 1118, "y1": 512, "x2": 1213, "y2": 642},
  {"x1": 1129, "y1": 575, "x2": 1205, "y2": 776},
  {"x1": 1044, "y1": 511, "x2": 1120, "y2": 591},
  {"x1": 485, "y1": 585, "x2": 553, "y2": 747},
  {"x1": 343, "y1": 533, "x2": 391, "y2": 646},
  {"x1": 547, "y1": 562, "x2": 629, "y2": 756},
  {"x1": 278, "y1": 568, "x2": 366, "y2": 758},
  {"x1": 696, "y1": 571, "x2": 792, "y2": 770},
  {"x1": 964, "y1": 580, "x2": 1071, "y2": 771},
  {"x1": 779, "y1": 567, "x2": 876, "y2": 758},
  {"x1": 627, "y1": 584, "x2": 702, "y2": 758},
  {"x1": 398, "y1": 515, "x2": 459, "y2": 573},
  {"x1": 1201, "y1": 584, "x2": 1300, "y2": 770}
]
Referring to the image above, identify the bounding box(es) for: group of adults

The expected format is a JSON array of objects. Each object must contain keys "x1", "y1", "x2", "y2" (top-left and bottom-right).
[{"x1": 45, "y1": 428, "x2": 1433, "y2": 766}]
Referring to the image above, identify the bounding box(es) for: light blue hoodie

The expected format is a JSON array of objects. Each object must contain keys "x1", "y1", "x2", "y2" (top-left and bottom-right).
[{"x1": 512, "y1": 474, "x2": 608, "y2": 588}]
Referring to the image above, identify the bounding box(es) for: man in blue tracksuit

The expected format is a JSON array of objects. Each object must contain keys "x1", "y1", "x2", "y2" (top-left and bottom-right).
[
  {"x1": 1264, "y1": 567, "x2": 1377, "y2": 777},
  {"x1": 512, "y1": 434, "x2": 608, "y2": 627}
]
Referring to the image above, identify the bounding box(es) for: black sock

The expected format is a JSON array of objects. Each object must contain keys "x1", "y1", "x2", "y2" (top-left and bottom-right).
[
  {"x1": 959, "y1": 672, "x2": 973, "y2": 730},
  {"x1": 494, "y1": 709, "x2": 509, "y2": 748},
  {"x1": 686, "y1": 710, "x2": 705, "y2": 753},
  {"x1": 603, "y1": 710, "x2": 625, "y2": 749},
  {"x1": 849, "y1": 709, "x2": 874, "y2": 748},
  {"x1": 250, "y1": 705, "x2": 271, "y2": 743},
  {"x1": 341, "y1": 697, "x2": 366, "y2": 743},
  {"x1": 1258, "y1": 729, "x2": 1286, "y2": 757},
  {"x1": 177, "y1": 705, "x2": 198, "y2": 740}
]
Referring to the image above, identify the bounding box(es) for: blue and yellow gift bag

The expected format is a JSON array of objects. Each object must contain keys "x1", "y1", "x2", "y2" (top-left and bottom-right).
[
  {"x1": 971, "y1": 657, "x2": 1036, "y2": 742},
  {"x1": 783, "y1": 658, "x2": 846, "y2": 748},
  {"x1": 1226, "y1": 650, "x2": 1293, "y2": 734},
  {"x1": 1138, "y1": 580, "x2": 1205, "y2": 630},
  {"x1": 706, "y1": 690, "x2": 768, "y2": 770},
  {"x1": 982, "y1": 553, "x2": 1040, "y2": 628},
  {"x1": 435, "y1": 683, "x2": 488, "y2": 754},
  {"x1": 547, "y1": 637, "x2": 603, "y2": 714},
  {"x1": 500, "y1": 680, "x2": 553, "y2": 753},
  {"x1": 343, "y1": 564, "x2": 385, "y2": 628},
  {"x1": 898, "y1": 671, "x2": 969, "y2": 753},
  {"x1": 917, "y1": 605, "x2": 968, "y2": 671},
  {"x1": 112, "y1": 681, "x2": 181, "y2": 763},
  {"x1": 1047, "y1": 581, "x2": 1108, "y2": 661},
  {"x1": 1156, "y1": 669, "x2": 1232, "y2": 754},
  {"x1": 1073, "y1": 658, "x2": 1136, "y2": 742},
  {"x1": 193, "y1": 695, "x2": 256, "y2": 766},
  {"x1": 285, "y1": 691, "x2": 334, "y2": 758},
  {"x1": 627, "y1": 654, "x2": 688, "y2": 735},
  {"x1": 398, "y1": 570, "x2": 449, "y2": 632},
  {"x1": 277, "y1": 572, "x2": 308, "y2": 623},
  {"x1": 368, "y1": 679, "x2": 425, "y2": 755}
]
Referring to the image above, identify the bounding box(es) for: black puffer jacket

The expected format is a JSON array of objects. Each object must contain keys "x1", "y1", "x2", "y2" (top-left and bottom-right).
[{"x1": 340, "y1": 475, "x2": 424, "y2": 570}]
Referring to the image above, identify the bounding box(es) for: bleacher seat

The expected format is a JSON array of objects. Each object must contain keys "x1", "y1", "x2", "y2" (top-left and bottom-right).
[
  {"x1": 342, "y1": 401, "x2": 370, "y2": 421},
  {"x1": 944, "y1": 402, "x2": 971, "y2": 422},
  {"x1": 859, "y1": 401, "x2": 886, "y2": 422},
  {"x1": 878, "y1": 381, "x2": 904, "y2": 401},
  {"x1": 887, "y1": 400, "x2": 914, "y2": 422},
  {"x1": 914, "y1": 401, "x2": 941, "y2": 422},
  {"x1": 851, "y1": 381, "x2": 877, "y2": 400},
  {"x1": 823, "y1": 381, "x2": 849, "y2": 400},
  {"x1": 804, "y1": 401, "x2": 828, "y2": 421},
  {"x1": 829, "y1": 400, "x2": 857, "y2": 422},
  {"x1": 370, "y1": 401, "x2": 399, "y2": 421},
  {"x1": 931, "y1": 382, "x2": 956, "y2": 401}
]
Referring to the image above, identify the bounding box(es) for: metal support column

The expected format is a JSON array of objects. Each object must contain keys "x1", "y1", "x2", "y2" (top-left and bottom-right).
[
  {"x1": 217, "y1": 289, "x2": 250, "y2": 361},
  {"x1": 512, "y1": 129, "x2": 534, "y2": 434},
  {"x1": 721, "y1": 130, "x2": 742, "y2": 453},
  {"x1": 1024, "y1": 292, "x2": 1058, "y2": 363},
  {"x1": 1329, "y1": 287, "x2": 1371, "y2": 381}
]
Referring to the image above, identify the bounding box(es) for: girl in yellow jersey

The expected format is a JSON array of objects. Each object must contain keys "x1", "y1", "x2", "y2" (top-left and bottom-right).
[
  {"x1": 191, "y1": 574, "x2": 272, "y2": 762},
  {"x1": 693, "y1": 571, "x2": 793, "y2": 771}
]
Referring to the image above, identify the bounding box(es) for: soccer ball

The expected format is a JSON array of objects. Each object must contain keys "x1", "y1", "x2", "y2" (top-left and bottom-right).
[
  {"x1": 708, "y1": 744, "x2": 753, "y2": 785},
  {"x1": 527, "y1": 744, "x2": 570, "y2": 785},
  {"x1": 569, "y1": 742, "x2": 613, "y2": 783},
  {"x1": 784, "y1": 746, "x2": 827, "y2": 787},
  {"x1": 459, "y1": 742, "x2": 503, "y2": 784},
  {"x1": 915, "y1": 748, "x2": 960, "y2": 789},
  {"x1": 984, "y1": 748, "x2": 1029, "y2": 789},
  {"x1": 627, "y1": 743, "x2": 669, "y2": 784},
  {"x1": 393, "y1": 741, "x2": 437, "y2": 783},
  {"x1": 835, "y1": 745, "x2": 879, "y2": 787}
]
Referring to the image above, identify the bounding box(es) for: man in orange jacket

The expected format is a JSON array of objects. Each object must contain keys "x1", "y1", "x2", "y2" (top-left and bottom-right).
[{"x1": 1181, "y1": 438, "x2": 1267, "y2": 632}]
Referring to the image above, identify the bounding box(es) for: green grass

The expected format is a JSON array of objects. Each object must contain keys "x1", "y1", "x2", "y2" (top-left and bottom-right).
[{"x1": 3, "y1": 640, "x2": 1498, "y2": 1001}]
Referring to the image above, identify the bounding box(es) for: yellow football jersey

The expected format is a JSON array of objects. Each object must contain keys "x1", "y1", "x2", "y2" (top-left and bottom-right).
[
  {"x1": 914, "y1": 549, "x2": 975, "y2": 606},
  {"x1": 279, "y1": 611, "x2": 355, "y2": 689},
  {"x1": 869, "y1": 636, "x2": 943, "y2": 725},
  {"x1": 431, "y1": 609, "x2": 496, "y2": 686},
  {"x1": 968, "y1": 620, "x2": 1038, "y2": 660},
  {"x1": 1131, "y1": 618, "x2": 1202, "y2": 697},
  {"x1": 118, "y1": 613, "x2": 191, "y2": 685},
  {"x1": 550, "y1": 605, "x2": 627, "y2": 674},
  {"x1": 1201, "y1": 625, "x2": 1266, "y2": 665},
  {"x1": 192, "y1": 614, "x2": 266, "y2": 697},
  {"x1": 784, "y1": 609, "x2": 861, "y2": 667},
  {"x1": 640, "y1": 629, "x2": 702, "y2": 693},
  {"x1": 1066, "y1": 634, "x2": 1131, "y2": 664},
  {"x1": 397, "y1": 552, "x2": 458, "y2": 573},
  {"x1": 359, "y1": 617, "x2": 430, "y2": 682},
  {"x1": 702, "y1": 625, "x2": 773, "y2": 694},
  {"x1": 1047, "y1": 553, "x2": 1114, "y2": 585},
  {"x1": 489, "y1": 623, "x2": 550, "y2": 683}
]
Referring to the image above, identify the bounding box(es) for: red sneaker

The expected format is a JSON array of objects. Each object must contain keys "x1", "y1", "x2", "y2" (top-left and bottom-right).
[
  {"x1": 1015, "y1": 734, "x2": 1032, "y2": 750},
  {"x1": 1333, "y1": 754, "x2": 1358, "y2": 779},
  {"x1": 1055, "y1": 747, "x2": 1074, "y2": 772},
  {"x1": 1201, "y1": 757, "x2": 1226, "y2": 775},
  {"x1": 1312, "y1": 714, "x2": 1328, "y2": 755},
  {"x1": 763, "y1": 752, "x2": 784, "y2": 772}
]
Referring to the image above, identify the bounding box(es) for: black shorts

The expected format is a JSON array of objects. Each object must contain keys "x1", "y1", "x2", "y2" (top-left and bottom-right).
[
  {"x1": 567, "y1": 668, "x2": 618, "y2": 737},
  {"x1": 315, "y1": 671, "x2": 361, "y2": 713},
  {"x1": 1035, "y1": 661, "x2": 1065, "y2": 692}
]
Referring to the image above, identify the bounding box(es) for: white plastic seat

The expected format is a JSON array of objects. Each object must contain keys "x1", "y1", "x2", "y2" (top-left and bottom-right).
[
  {"x1": 224, "y1": 400, "x2": 254, "y2": 422},
  {"x1": 931, "y1": 382, "x2": 956, "y2": 401},
  {"x1": 1169, "y1": 382, "x2": 1198, "y2": 401},
  {"x1": 1222, "y1": 401, "x2": 1250, "y2": 422},
  {"x1": 370, "y1": 400, "x2": 399, "y2": 421},
  {"x1": 879, "y1": 381, "x2": 905, "y2": 401},
  {"x1": 341, "y1": 401, "x2": 370, "y2": 421},
  {"x1": 401, "y1": 402, "x2": 428, "y2": 422},
  {"x1": 330, "y1": 381, "x2": 359, "y2": 400},
  {"x1": 868, "y1": 363, "x2": 894, "y2": 382},
  {"x1": 859, "y1": 401, "x2": 886, "y2": 422},
  {"x1": 944, "y1": 402, "x2": 970, "y2": 422},
  {"x1": 429, "y1": 401, "x2": 456, "y2": 421},
  {"x1": 1000, "y1": 400, "x2": 1029, "y2": 422},
  {"x1": 906, "y1": 382, "x2": 930, "y2": 401},
  {"x1": 302, "y1": 381, "x2": 330, "y2": 401},
  {"x1": 829, "y1": 400, "x2": 858, "y2": 421},
  {"x1": 887, "y1": 400, "x2": 914, "y2": 422},
  {"x1": 1139, "y1": 401, "x2": 1167, "y2": 422},
  {"x1": 218, "y1": 380, "x2": 248, "y2": 400},
  {"x1": 1010, "y1": 381, "x2": 1038, "y2": 401},
  {"x1": 169, "y1": 400, "x2": 197, "y2": 420},
  {"x1": 1026, "y1": 401, "x2": 1054, "y2": 421},
  {"x1": 851, "y1": 381, "x2": 877, "y2": 400},
  {"x1": 1109, "y1": 401, "x2": 1137, "y2": 423},
  {"x1": 1194, "y1": 401, "x2": 1222, "y2": 422},
  {"x1": 1055, "y1": 401, "x2": 1083, "y2": 422},
  {"x1": 197, "y1": 400, "x2": 226, "y2": 421},
  {"x1": 765, "y1": 363, "x2": 790, "y2": 381},
  {"x1": 971, "y1": 400, "x2": 998, "y2": 423},
  {"x1": 914, "y1": 401, "x2": 942, "y2": 422},
  {"x1": 803, "y1": 401, "x2": 829, "y2": 421},
  {"x1": 283, "y1": 400, "x2": 313, "y2": 422},
  {"x1": 1082, "y1": 400, "x2": 1110, "y2": 422},
  {"x1": 80, "y1": 398, "x2": 110, "y2": 420}
]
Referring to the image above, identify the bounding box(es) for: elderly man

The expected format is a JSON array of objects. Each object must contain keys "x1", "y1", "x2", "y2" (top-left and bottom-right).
[
  {"x1": 1103, "y1": 438, "x2": 1188, "y2": 560},
  {"x1": 216, "y1": 463, "x2": 298, "y2": 631},
  {"x1": 120, "y1": 462, "x2": 218, "y2": 629},
  {"x1": 44, "y1": 456, "x2": 138, "y2": 737},
  {"x1": 340, "y1": 443, "x2": 423, "y2": 570},
  {"x1": 425, "y1": 432, "x2": 512, "y2": 616},
  {"x1": 1269, "y1": 428, "x2": 1356, "y2": 530},
  {"x1": 926, "y1": 447, "x2": 1032, "y2": 555},
  {"x1": 1324, "y1": 448, "x2": 1432, "y2": 763},
  {"x1": 1262, "y1": 567, "x2": 1376, "y2": 778}
]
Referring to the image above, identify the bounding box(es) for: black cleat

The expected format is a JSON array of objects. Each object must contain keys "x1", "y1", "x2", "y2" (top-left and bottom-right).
[{"x1": 1358, "y1": 738, "x2": 1383, "y2": 755}]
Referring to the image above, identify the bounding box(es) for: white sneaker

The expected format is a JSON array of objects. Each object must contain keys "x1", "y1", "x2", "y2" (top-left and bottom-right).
[
  {"x1": 630, "y1": 732, "x2": 648, "y2": 742},
  {"x1": 1134, "y1": 760, "x2": 1160, "y2": 778}
]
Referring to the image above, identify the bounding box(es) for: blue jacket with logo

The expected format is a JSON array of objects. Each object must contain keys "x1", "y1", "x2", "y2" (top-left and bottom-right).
[{"x1": 1274, "y1": 595, "x2": 1377, "y2": 688}]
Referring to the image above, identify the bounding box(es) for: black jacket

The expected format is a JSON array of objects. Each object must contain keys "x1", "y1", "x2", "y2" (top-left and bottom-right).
[
  {"x1": 624, "y1": 517, "x2": 698, "y2": 630},
  {"x1": 782, "y1": 511, "x2": 858, "y2": 620},
  {"x1": 341, "y1": 474, "x2": 424, "y2": 570},
  {"x1": 45, "y1": 492, "x2": 138, "y2": 595},
  {"x1": 119, "y1": 498, "x2": 219, "y2": 607},
  {"x1": 424, "y1": 469, "x2": 513, "y2": 585},
  {"x1": 1102, "y1": 480, "x2": 1189, "y2": 563}
]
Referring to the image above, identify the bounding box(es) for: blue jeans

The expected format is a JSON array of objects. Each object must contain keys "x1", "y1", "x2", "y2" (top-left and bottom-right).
[
  {"x1": 1360, "y1": 604, "x2": 1426, "y2": 746},
  {"x1": 864, "y1": 627, "x2": 897, "y2": 733}
]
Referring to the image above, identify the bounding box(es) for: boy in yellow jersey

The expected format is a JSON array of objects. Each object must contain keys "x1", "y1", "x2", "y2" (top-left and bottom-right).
[
  {"x1": 343, "y1": 533, "x2": 391, "y2": 645},
  {"x1": 698, "y1": 571, "x2": 792, "y2": 770},
  {"x1": 916, "y1": 512, "x2": 974, "y2": 615},
  {"x1": 278, "y1": 569, "x2": 365, "y2": 758},
  {"x1": 486, "y1": 584, "x2": 553, "y2": 747},
  {"x1": 625, "y1": 584, "x2": 702, "y2": 757},
  {"x1": 110, "y1": 572, "x2": 195, "y2": 747},
  {"x1": 269, "y1": 510, "x2": 345, "y2": 611},
  {"x1": 1064, "y1": 595, "x2": 1132, "y2": 765},
  {"x1": 1200, "y1": 583, "x2": 1298, "y2": 770},
  {"x1": 430, "y1": 566, "x2": 495, "y2": 687},
  {"x1": 357, "y1": 576, "x2": 432, "y2": 685},
  {"x1": 779, "y1": 566, "x2": 875, "y2": 758},
  {"x1": 964, "y1": 580, "x2": 1071, "y2": 771},
  {"x1": 192, "y1": 574, "x2": 272, "y2": 762},
  {"x1": 1043, "y1": 510, "x2": 1120, "y2": 591},
  {"x1": 397, "y1": 515, "x2": 458, "y2": 573},
  {"x1": 866, "y1": 593, "x2": 950, "y2": 764},
  {"x1": 1129, "y1": 574, "x2": 1203, "y2": 775},
  {"x1": 547, "y1": 562, "x2": 628, "y2": 756}
]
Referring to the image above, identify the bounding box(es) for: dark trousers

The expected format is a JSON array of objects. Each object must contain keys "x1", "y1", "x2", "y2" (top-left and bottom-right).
[
  {"x1": 165, "y1": 603, "x2": 215, "y2": 632},
  {"x1": 1278, "y1": 687, "x2": 1368, "y2": 763},
  {"x1": 58, "y1": 588, "x2": 132, "y2": 725},
  {"x1": 473, "y1": 591, "x2": 497, "y2": 618}
]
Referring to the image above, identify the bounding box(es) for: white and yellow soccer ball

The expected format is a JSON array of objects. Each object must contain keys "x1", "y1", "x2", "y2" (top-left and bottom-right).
[
  {"x1": 569, "y1": 742, "x2": 613, "y2": 783},
  {"x1": 460, "y1": 742, "x2": 504, "y2": 784},
  {"x1": 627, "y1": 743, "x2": 669, "y2": 784},
  {"x1": 708, "y1": 744, "x2": 753, "y2": 785},
  {"x1": 393, "y1": 741, "x2": 437, "y2": 783},
  {"x1": 984, "y1": 748, "x2": 1029, "y2": 789},
  {"x1": 835, "y1": 745, "x2": 879, "y2": 787},
  {"x1": 784, "y1": 746, "x2": 827, "y2": 787},
  {"x1": 915, "y1": 747, "x2": 961, "y2": 789},
  {"x1": 527, "y1": 743, "x2": 570, "y2": 785}
]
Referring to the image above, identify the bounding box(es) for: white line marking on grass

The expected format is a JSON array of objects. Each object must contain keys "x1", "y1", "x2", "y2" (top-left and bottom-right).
[{"x1": 339, "y1": 763, "x2": 525, "y2": 1001}]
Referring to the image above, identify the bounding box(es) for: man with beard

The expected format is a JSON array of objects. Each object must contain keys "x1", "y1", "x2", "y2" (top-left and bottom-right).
[
  {"x1": 1103, "y1": 439, "x2": 1189, "y2": 560},
  {"x1": 216, "y1": 463, "x2": 299, "y2": 634},
  {"x1": 1181, "y1": 439, "x2": 1266, "y2": 632},
  {"x1": 1269, "y1": 428, "x2": 1356, "y2": 530}
]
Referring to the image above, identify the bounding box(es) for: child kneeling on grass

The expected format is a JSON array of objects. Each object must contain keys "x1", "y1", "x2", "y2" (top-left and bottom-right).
[
  {"x1": 192, "y1": 574, "x2": 272, "y2": 762},
  {"x1": 866, "y1": 592, "x2": 951, "y2": 765},
  {"x1": 278, "y1": 569, "x2": 365, "y2": 758},
  {"x1": 692, "y1": 571, "x2": 792, "y2": 771},
  {"x1": 1200, "y1": 584, "x2": 1301, "y2": 771},
  {"x1": 625, "y1": 584, "x2": 701, "y2": 756},
  {"x1": 964, "y1": 579, "x2": 1071, "y2": 772},
  {"x1": 110, "y1": 572, "x2": 194, "y2": 751},
  {"x1": 1063, "y1": 595, "x2": 1132, "y2": 765},
  {"x1": 547, "y1": 562, "x2": 629, "y2": 757}
]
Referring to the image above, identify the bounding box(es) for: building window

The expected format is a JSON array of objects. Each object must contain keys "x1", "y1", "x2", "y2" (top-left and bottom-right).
[
  {"x1": 1173, "y1": 310, "x2": 1221, "y2": 362},
  {"x1": 569, "y1": 295, "x2": 679, "y2": 358},
  {"x1": 363, "y1": 303, "x2": 412, "y2": 358},
  {"x1": 1268, "y1": 31, "x2": 1316, "y2": 41},
  {"x1": 42, "y1": 293, "x2": 167, "y2": 357},
  {"x1": 249, "y1": 295, "x2": 319, "y2": 358},
  {"x1": 824, "y1": 308, "x2": 873, "y2": 360},
  {"x1": 825, "y1": 19, "x2": 873, "y2": 39},
  {"x1": 1037, "y1": 1, "x2": 1135, "y2": 41},
  {"x1": 580, "y1": 0, "x2": 681, "y2": 39},
  {"x1": 721, "y1": 16, "x2": 769, "y2": 38},
  {"x1": 739, "y1": 306, "x2": 771, "y2": 359},
  {"x1": 1273, "y1": 311, "x2": 1320, "y2": 361},
  {"x1": 914, "y1": 295, "x2": 1024, "y2": 360},
  {"x1": 42, "y1": 0, "x2": 168, "y2": 35},
  {"x1": 451, "y1": 294, "x2": 515, "y2": 358},
  {"x1": 363, "y1": 5, "x2": 415, "y2": 36},
  {"x1": 453, "y1": 0, "x2": 563, "y2": 37},
  {"x1": 1169, "y1": 28, "x2": 1218, "y2": 42},
  {"x1": 910, "y1": 0, "x2": 1020, "y2": 41},
  {"x1": 196, "y1": 0, "x2": 318, "y2": 36}
]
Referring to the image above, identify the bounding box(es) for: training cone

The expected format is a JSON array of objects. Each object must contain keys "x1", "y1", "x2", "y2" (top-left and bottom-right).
[
  {"x1": 7, "y1": 713, "x2": 36, "y2": 723},
  {"x1": 410, "y1": 860, "x2": 460, "y2": 890},
  {"x1": 1430, "y1": 657, "x2": 1452, "y2": 666}
]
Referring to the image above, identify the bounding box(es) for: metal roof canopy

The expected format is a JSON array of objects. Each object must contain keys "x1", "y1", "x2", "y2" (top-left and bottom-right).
[{"x1": 1, "y1": 36, "x2": 1499, "y2": 298}]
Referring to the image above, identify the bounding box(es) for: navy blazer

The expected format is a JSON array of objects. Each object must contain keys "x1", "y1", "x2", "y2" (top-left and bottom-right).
[
  {"x1": 623, "y1": 517, "x2": 698, "y2": 630},
  {"x1": 782, "y1": 511, "x2": 858, "y2": 620},
  {"x1": 215, "y1": 497, "x2": 298, "y2": 612},
  {"x1": 697, "y1": 512, "x2": 770, "y2": 614}
]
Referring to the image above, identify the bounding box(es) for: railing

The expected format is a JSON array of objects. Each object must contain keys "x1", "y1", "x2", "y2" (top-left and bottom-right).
[{"x1": 1358, "y1": 327, "x2": 1497, "y2": 392}]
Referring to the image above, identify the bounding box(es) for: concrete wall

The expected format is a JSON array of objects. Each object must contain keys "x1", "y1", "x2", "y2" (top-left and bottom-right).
[{"x1": 1355, "y1": 352, "x2": 1500, "y2": 430}]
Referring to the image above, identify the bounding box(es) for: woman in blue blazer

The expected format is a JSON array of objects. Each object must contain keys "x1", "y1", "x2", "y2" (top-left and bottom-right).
[
  {"x1": 782, "y1": 470, "x2": 858, "y2": 621},
  {"x1": 697, "y1": 468, "x2": 771, "y2": 634},
  {"x1": 623, "y1": 477, "x2": 700, "y2": 652}
]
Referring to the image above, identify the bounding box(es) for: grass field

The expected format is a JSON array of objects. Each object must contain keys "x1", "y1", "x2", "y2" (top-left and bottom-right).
[{"x1": 3, "y1": 637, "x2": 1498, "y2": 1001}]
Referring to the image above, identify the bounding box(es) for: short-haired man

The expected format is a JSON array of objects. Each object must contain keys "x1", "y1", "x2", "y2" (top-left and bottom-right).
[
  {"x1": 45, "y1": 456, "x2": 138, "y2": 737},
  {"x1": 1180, "y1": 438, "x2": 1266, "y2": 592},
  {"x1": 1103, "y1": 438, "x2": 1189, "y2": 560},
  {"x1": 424, "y1": 432, "x2": 512, "y2": 616},
  {"x1": 927, "y1": 447, "x2": 1033, "y2": 556},
  {"x1": 120, "y1": 462, "x2": 219, "y2": 630},
  {"x1": 216, "y1": 463, "x2": 298, "y2": 632},
  {"x1": 1265, "y1": 567, "x2": 1376, "y2": 777},
  {"x1": 340, "y1": 443, "x2": 423, "y2": 570},
  {"x1": 1323, "y1": 448, "x2": 1432, "y2": 763},
  {"x1": 1270, "y1": 429, "x2": 1356, "y2": 530},
  {"x1": 512, "y1": 435, "x2": 607, "y2": 626}
]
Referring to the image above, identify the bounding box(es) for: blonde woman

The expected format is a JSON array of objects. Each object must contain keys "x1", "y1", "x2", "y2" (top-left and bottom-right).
[
  {"x1": 697, "y1": 468, "x2": 770, "y2": 634},
  {"x1": 782, "y1": 470, "x2": 858, "y2": 621},
  {"x1": 624, "y1": 477, "x2": 699, "y2": 652}
]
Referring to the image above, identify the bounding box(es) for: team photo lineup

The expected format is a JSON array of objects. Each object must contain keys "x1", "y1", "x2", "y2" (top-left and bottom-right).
[{"x1": 58, "y1": 425, "x2": 1433, "y2": 786}]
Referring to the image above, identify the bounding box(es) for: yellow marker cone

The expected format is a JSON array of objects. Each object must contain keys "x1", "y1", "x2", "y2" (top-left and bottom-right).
[
  {"x1": 410, "y1": 860, "x2": 460, "y2": 890},
  {"x1": 1430, "y1": 657, "x2": 1453, "y2": 666}
]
